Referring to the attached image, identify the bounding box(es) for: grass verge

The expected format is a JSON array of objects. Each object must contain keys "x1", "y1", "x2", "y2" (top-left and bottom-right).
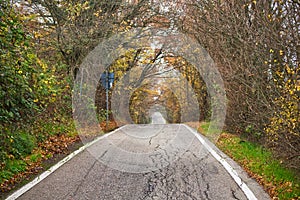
[{"x1": 198, "y1": 121, "x2": 300, "y2": 200}]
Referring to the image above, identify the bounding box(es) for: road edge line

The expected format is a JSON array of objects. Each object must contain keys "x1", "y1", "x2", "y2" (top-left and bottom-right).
[
  {"x1": 5, "y1": 126, "x2": 126, "y2": 200},
  {"x1": 183, "y1": 124, "x2": 258, "y2": 200}
]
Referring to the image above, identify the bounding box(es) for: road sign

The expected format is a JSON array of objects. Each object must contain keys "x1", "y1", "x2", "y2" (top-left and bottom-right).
[
  {"x1": 100, "y1": 72, "x2": 114, "y2": 90},
  {"x1": 100, "y1": 71, "x2": 115, "y2": 128}
]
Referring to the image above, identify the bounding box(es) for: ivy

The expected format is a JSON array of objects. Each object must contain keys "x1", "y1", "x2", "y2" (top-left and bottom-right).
[
  {"x1": 0, "y1": 1, "x2": 60, "y2": 124},
  {"x1": 0, "y1": 1, "x2": 62, "y2": 167},
  {"x1": 0, "y1": 1, "x2": 37, "y2": 123}
]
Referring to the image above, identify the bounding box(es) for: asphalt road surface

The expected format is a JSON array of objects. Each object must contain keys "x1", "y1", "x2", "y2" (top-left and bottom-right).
[
  {"x1": 151, "y1": 112, "x2": 167, "y2": 124},
  {"x1": 11, "y1": 113, "x2": 270, "y2": 200}
]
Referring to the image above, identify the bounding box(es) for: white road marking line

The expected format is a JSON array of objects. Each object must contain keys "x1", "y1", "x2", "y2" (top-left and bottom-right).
[
  {"x1": 5, "y1": 126, "x2": 126, "y2": 200},
  {"x1": 183, "y1": 124, "x2": 258, "y2": 200}
]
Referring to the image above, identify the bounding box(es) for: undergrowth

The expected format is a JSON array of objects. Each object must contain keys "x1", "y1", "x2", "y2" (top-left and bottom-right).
[{"x1": 199, "y1": 122, "x2": 300, "y2": 200}]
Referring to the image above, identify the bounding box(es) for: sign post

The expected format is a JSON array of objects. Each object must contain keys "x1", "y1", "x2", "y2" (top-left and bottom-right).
[{"x1": 100, "y1": 71, "x2": 114, "y2": 128}]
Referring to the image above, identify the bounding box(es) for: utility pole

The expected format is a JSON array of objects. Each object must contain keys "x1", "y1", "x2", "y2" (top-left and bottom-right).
[{"x1": 105, "y1": 70, "x2": 109, "y2": 128}]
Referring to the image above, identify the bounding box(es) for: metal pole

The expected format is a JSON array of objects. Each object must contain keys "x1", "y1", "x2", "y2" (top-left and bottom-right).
[
  {"x1": 79, "y1": 69, "x2": 83, "y2": 98},
  {"x1": 106, "y1": 70, "x2": 109, "y2": 129}
]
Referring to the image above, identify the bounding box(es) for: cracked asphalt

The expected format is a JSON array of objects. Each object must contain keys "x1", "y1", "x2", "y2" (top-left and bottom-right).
[{"x1": 17, "y1": 113, "x2": 270, "y2": 200}]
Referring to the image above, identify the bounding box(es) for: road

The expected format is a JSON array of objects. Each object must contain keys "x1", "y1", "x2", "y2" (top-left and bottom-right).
[
  {"x1": 9, "y1": 113, "x2": 270, "y2": 200},
  {"x1": 151, "y1": 112, "x2": 167, "y2": 124}
]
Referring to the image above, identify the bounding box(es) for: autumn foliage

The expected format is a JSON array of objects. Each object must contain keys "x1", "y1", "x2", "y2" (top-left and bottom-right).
[
  {"x1": 0, "y1": 0, "x2": 299, "y2": 197},
  {"x1": 177, "y1": 0, "x2": 299, "y2": 168}
]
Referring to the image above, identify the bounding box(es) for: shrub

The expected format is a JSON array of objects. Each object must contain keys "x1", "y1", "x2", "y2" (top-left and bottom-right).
[
  {"x1": 10, "y1": 132, "x2": 36, "y2": 159},
  {"x1": 265, "y1": 65, "x2": 300, "y2": 168}
]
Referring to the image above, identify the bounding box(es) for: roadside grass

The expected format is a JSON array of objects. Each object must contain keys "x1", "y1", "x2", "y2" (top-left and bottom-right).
[
  {"x1": 0, "y1": 160, "x2": 27, "y2": 184},
  {"x1": 198, "y1": 121, "x2": 300, "y2": 200},
  {"x1": 0, "y1": 116, "x2": 79, "y2": 193}
]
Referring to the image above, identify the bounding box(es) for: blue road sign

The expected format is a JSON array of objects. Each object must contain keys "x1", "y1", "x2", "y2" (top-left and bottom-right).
[{"x1": 100, "y1": 72, "x2": 115, "y2": 90}]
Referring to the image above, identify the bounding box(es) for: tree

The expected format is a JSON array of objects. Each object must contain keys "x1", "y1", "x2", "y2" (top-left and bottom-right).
[
  {"x1": 24, "y1": 0, "x2": 152, "y2": 77},
  {"x1": 175, "y1": 0, "x2": 299, "y2": 167}
]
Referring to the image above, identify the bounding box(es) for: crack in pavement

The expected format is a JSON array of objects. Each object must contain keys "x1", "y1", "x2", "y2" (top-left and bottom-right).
[
  {"x1": 231, "y1": 188, "x2": 242, "y2": 200},
  {"x1": 70, "y1": 158, "x2": 99, "y2": 198}
]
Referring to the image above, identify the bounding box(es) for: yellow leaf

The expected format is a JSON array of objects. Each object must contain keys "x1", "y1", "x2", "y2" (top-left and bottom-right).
[{"x1": 279, "y1": 50, "x2": 284, "y2": 56}]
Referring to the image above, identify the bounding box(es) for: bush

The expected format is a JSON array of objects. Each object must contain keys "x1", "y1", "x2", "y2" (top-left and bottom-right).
[
  {"x1": 0, "y1": 128, "x2": 36, "y2": 164},
  {"x1": 10, "y1": 132, "x2": 36, "y2": 159},
  {"x1": 0, "y1": 2, "x2": 37, "y2": 123},
  {"x1": 0, "y1": 1, "x2": 61, "y2": 124},
  {"x1": 265, "y1": 65, "x2": 300, "y2": 168}
]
